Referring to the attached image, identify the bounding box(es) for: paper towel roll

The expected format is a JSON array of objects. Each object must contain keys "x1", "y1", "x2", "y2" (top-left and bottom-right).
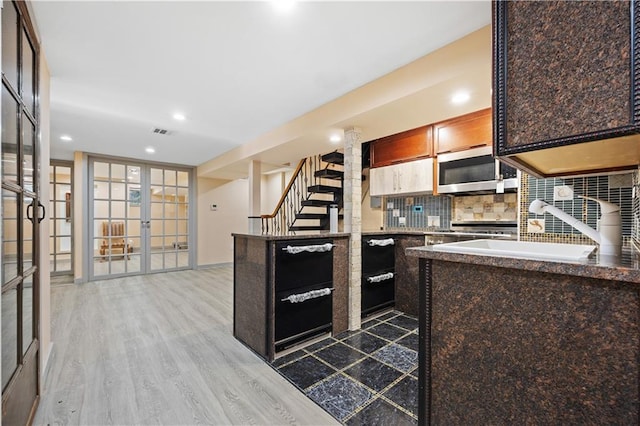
[{"x1": 329, "y1": 204, "x2": 338, "y2": 233}]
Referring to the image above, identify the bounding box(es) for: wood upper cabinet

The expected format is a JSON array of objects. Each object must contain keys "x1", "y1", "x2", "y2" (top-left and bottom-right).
[
  {"x1": 493, "y1": 1, "x2": 640, "y2": 177},
  {"x1": 370, "y1": 126, "x2": 432, "y2": 168},
  {"x1": 434, "y1": 108, "x2": 491, "y2": 154}
]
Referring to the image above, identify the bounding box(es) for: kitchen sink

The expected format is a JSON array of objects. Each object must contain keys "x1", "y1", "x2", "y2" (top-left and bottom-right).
[{"x1": 431, "y1": 239, "x2": 597, "y2": 261}]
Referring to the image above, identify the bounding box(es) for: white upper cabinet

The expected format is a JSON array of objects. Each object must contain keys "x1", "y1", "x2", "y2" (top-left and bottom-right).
[{"x1": 370, "y1": 158, "x2": 433, "y2": 196}]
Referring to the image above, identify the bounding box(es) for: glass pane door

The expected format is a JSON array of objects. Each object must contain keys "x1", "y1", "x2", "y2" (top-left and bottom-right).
[
  {"x1": 1, "y1": 2, "x2": 41, "y2": 423},
  {"x1": 89, "y1": 159, "x2": 191, "y2": 279},
  {"x1": 49, "y1": 162, "x2": 73, "y2": 275},
  {"x1": 149, "y1": 167, "x2": 190, "y2": 272},
  {"x1": 91, "y1": 160, "x2": 143, "y2": 278}
]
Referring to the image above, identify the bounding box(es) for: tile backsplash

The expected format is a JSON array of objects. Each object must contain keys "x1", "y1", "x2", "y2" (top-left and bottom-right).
[
  {"x1": 452, "y1": 193, "x2": 518, "y2": 222},
  {"x1": 382, "y1": 167, "x2": 640, "y2": 240},
  {"x1": 383, "y1": 193, "x2": 516, "y2": 230},
  {"x1": 521, "y1": 172, "x2": 634, "y2": 244},
  {"x1": 384, "y1": 195, "x2": 451, "y2": 230}
]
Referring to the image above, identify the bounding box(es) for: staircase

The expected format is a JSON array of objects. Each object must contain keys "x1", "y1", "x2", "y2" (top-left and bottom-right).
[{"x1": 261, "y1": 151, "x2": 344, "y2": 234}]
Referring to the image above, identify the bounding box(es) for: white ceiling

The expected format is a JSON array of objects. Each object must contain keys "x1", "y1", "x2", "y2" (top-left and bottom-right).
[{"x1": 30, "y1": 0, "x2": 491, "y2": 173}]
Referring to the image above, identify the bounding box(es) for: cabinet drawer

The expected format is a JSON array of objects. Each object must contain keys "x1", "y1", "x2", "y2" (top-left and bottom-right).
[
  {"x1": 361, "y1": 273, "x2": 395, "y2": 315},
  {"x1": 275, "y1": 239, "x2": 333, "y2": 292},
  {"x1": 275, "y1": 282, "x2": 333, "y2": 349},
  {"x1": 362, "y1": 237, "x2": 395, "y2": 273}
]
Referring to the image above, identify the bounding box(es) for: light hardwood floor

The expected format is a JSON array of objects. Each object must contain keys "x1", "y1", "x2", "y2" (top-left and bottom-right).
[{"x1": 34, "y1": 265, "x2": 339, "y2": 425}]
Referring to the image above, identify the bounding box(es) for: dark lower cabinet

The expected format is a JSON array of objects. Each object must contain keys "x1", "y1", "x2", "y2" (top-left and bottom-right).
[
  {"x1": 274, "y1": 239, "x2": 334, "y2": 351},
  {"x1": 362, "y1": 236, "x2": 396, "y2": 316},
  {"x1": 234, "y1": 234, "x2": 349, "y2": 362}
]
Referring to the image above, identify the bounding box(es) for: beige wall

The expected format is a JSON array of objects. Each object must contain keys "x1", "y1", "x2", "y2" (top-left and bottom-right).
[
  {"x1": 361, "y1": 169, "x2": 383, "y2": 232},
  {"x1": 197, "y1": 177, "x2": 248, "y2": 266},
  {"x1": 261, "y1": 172, "x2": 284, "y2": 215}
]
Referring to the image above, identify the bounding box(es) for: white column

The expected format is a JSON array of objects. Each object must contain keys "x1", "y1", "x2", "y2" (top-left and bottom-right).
[
  {"x1": 344, "y1": 127, "x2": 362, "y2": 330},
  {"x1": 248, "y1": 160, "x2": 261, "y2": 234}
]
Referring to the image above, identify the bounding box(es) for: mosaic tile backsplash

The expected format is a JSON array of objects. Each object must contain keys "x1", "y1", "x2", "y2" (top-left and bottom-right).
[
  {"x1": 521, "y1": 172, "x2": 634, "y2": 245},
  {"x1": 384, "y1": 195, "x2": 451, "y2": 230},
  {"x1": 382, "y1": 167, "x2": 640, "y2": 241},
  {"x1": 452, "y1": 193, "x2": 518, "y2": 222}
]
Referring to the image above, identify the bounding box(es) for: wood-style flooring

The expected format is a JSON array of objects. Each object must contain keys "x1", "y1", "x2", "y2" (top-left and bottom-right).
[{"x1": 33, "y1": 265, "x2": 339, "y2": 425}]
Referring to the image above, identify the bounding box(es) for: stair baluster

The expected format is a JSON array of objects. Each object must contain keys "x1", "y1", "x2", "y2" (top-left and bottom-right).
[{"x1": 260, "y1": 152, "x2": 343, "y2": 235}]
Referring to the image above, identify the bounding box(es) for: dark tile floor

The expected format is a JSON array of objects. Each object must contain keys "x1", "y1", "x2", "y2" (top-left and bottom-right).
[{"x1": 272, "y1": 310, "x2": 418, "y2": 425}]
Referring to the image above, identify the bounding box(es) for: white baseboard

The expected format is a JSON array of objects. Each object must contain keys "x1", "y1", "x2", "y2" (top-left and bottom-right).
[{"x1": 197, "y1": 262, "x2": 233, "y2": 269}]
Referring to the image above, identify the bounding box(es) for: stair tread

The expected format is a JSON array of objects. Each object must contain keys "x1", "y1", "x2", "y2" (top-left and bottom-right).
[
  {"x1": 301, "y1": 199, "x2": 337, "y2": 207},
  {"x1": 308, "y1": 184, "x2": 342, "y2": 193},
  {"x1": 321, "y1": 152, "x2": 344, "y2": 165},
  {"x1": 295, "y1": 213, "x2": 328, "y2": 219},
  {"x1": 314, "y1": 169, "x2": 344, "y2": 180},
  {"x1": 295, "y1": 212, "x2": 344, "y2": 219},
  {"x1": 289, "y1": 225, "x2": 328, "y2": 231}
]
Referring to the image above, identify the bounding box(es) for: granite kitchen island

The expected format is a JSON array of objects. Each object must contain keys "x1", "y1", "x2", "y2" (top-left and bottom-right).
[
  {"x1": 233, "y1": 231, "x2": 426, "y2": 361},
  {"x1": 407, "y1": 245, "x2": 640, "y2": 425},
  {"x1": 233, "y1": 233, "x2": 351, "y2": 361}
]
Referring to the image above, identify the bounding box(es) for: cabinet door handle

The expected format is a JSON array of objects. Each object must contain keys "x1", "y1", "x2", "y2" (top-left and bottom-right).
[
  {"x1": 281, "y1": 287, "x2": 333, "y2": 303},
  {"x1": 367, "y1": 272, "x2": 394, "y2": 283}
]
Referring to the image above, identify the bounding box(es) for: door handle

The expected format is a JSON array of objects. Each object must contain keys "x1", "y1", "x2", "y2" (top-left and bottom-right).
[
  {"x1": 141, "y1": 220, "x2": 150, "y2": 229},
  {"x1": 37, "y1": 201, "x2": 46, "y2": 223},
  {"x1": 26, "y1": 200, "x2": 34, "y2": 222}
]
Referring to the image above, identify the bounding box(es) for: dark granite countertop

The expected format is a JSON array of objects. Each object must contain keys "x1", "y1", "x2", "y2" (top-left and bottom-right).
[
  {"x1": 232, "y1": 232, "x2": 350, "y2": 241},
  {"x1": 362, "y1": 230, "x2": 427, "y2": 236},
  {"x1": 234, "y1": 230, "x2": 515, "y2": 240},
  {"x1": 363, "y1": 230, "x2": 515, "y2": 238},
  {"x1": 407, "y1": 245, "x2": 640, "y2": 284}
]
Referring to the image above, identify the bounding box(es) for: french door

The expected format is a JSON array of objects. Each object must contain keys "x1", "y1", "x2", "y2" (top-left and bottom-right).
[
  {"x1": 1, "y1": 1, "x2": 41, "y2": 424},
  {"x1": 89, "y1": 158, "x2": 192, "y2": 280},
  {"x1": 49, "y1": 161, "x2": 73, "y2": 276}
]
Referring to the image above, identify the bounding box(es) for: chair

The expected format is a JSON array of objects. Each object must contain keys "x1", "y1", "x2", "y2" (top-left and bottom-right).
[{"x1": 99, "y1": 221, "x2": 133, "y2": 258}]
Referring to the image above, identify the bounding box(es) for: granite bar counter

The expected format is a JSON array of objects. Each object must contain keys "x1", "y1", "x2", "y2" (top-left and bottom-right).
[
  {"x1": 407, "y1": 245, "x2": 640, "y2": 425},
  {"x1": 233, "y1": 232, "x2": 350, "y2": 361}
]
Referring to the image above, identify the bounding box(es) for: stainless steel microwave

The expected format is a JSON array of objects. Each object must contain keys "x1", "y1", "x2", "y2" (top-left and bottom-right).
[{"x1": 436, "y1": 146, "x2": 518, "y2": 194}]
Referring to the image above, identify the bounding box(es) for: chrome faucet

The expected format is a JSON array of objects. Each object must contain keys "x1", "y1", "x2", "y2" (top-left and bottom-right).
[{"x1": 529, "y1": 196, "x2": 621, "y2": 256}]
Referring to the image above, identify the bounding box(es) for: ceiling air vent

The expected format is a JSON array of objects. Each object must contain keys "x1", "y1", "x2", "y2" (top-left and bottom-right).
[{"x1": 151, "y1": 127, "x2": 172, "y2": 136}]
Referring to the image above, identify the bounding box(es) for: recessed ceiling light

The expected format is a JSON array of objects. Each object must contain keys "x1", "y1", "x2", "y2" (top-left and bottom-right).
[
  {"x1": 272, "y1": 0, "x2": 296, "y2": 14},
  {"x1": 173, "y1": 113, "x2": 186, "y2": 121},
  {"x1": 60, "y1": 135, "x2": 72, "y2": 141},
  {"x1": 451, "y1": 91, "x2": 471, "y2": 105},
  {"x1": 145, "y1": 147, "x2": 156, "y2": 154},
  {"x1": 329, "y1": 135, "x2": 342, "y2": 144}
]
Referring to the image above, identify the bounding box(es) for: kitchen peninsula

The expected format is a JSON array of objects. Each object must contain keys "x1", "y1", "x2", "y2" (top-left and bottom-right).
[
  {"x1": 407, "y1": 246, "x2": 640, "y2": 424},
  {"x1": 232, "y1": 232, "x2": 426, "y2": 361}
]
